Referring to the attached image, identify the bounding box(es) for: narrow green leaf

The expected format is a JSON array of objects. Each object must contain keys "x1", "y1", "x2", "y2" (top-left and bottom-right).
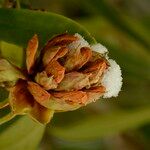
[
  {"x1": 87, "y1": 0, "x2": 150, "y2": 50},
  {"x1": 50, "y1": 106, "x2": 150, "y2": 141}
]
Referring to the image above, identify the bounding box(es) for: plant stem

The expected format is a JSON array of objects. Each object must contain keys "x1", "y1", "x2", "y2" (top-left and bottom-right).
[{"x1": 0, "y1": 112, "x2": 16, "y2": 125}]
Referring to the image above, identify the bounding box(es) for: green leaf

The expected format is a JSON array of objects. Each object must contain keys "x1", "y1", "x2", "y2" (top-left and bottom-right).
[
  {"x1": 50, "y1": 106, "x2": 150, "y2": 141},
  {"x1": 0, "y1": 8, "x2": 96, "y2": 49},
  {"x1": 0, "y1": 116, "x2": 45, "y2": 150}
]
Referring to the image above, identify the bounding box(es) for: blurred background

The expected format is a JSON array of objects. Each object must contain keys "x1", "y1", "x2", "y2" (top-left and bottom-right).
[{"x1": 0, "y1": 0, "x2": 150, "y2": 150}]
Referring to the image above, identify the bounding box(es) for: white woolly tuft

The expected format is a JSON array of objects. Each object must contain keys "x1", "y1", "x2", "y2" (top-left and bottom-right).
[
  {"x1": 68, "y1": 33, "x2": 90, "y2": 50},
  {"x1": 102, "y1": 59, "x2": 122, "y2": 98},
  {"x1": 91, "y1": 43, "x2": 108, "y2": 54}
]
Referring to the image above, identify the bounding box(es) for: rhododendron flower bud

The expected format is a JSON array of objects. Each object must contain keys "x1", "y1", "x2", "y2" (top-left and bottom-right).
[{"x1": 0, "y1": 33, "x2": 122, "y2": 125}]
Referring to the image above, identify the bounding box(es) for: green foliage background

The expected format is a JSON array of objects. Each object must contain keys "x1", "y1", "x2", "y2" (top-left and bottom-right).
[{"x1": 0, "y1": 0, "x2": 150, "y2": 150}]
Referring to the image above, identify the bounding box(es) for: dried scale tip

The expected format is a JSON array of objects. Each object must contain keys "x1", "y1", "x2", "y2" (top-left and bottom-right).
[{"x1": 0, "y1": 33, "x2": 122, "y2": 125}]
